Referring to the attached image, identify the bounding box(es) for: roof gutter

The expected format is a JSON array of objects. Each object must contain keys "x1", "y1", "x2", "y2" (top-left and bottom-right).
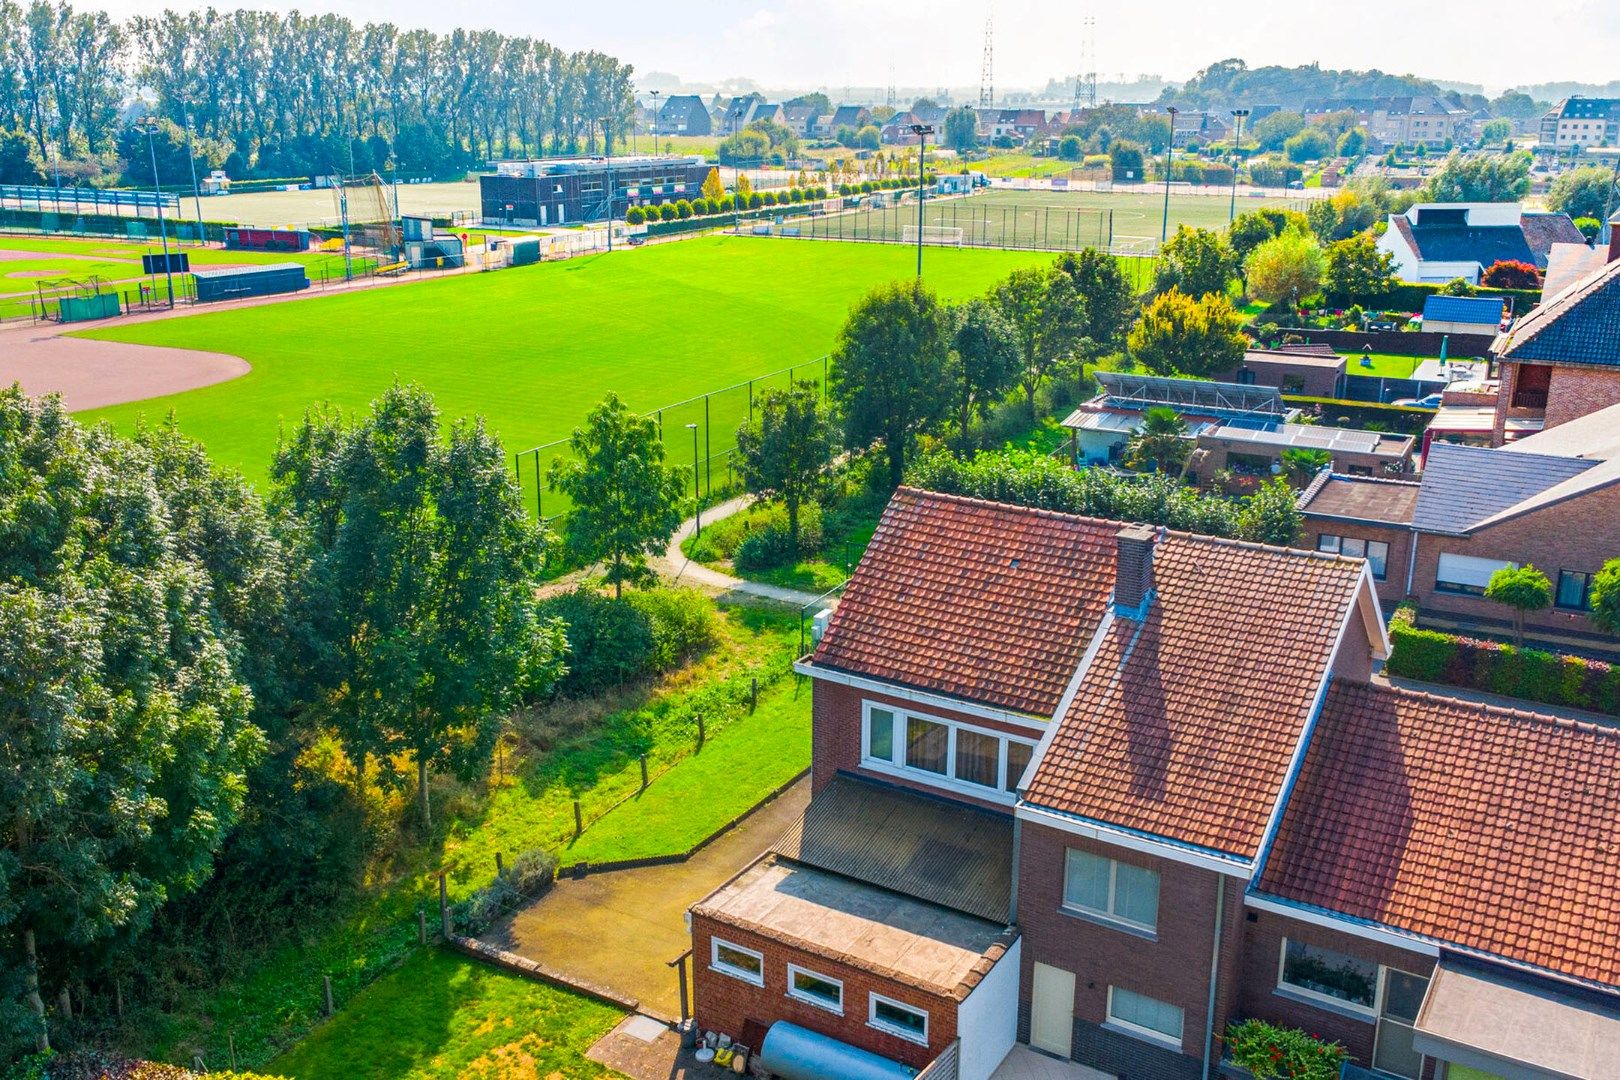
[{"x1": 1016, "y1": 801, "x2": 1253, "y2": 879}]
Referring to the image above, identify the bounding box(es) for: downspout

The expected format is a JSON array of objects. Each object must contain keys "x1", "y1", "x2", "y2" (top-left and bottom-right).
[
  {"x1": 1201, "y1": 879, "x2": 1226, "y2": 1080},
  {"x1": 1009, "y1": 816, "x2": 1022, "y2": 924},
  {"x1": 1404, "y1": 528, "x2": 1418, "y2": 598}
]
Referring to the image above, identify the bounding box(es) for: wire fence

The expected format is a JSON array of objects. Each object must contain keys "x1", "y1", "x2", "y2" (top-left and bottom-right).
[
  {"x1": 512, "y1": 355, "x2": 832, "y2": 523},
  {"x1": 768, "y1": 194, "x2": 1147, "y2": 256}
]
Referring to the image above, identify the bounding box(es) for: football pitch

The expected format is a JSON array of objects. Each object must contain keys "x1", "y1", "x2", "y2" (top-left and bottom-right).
[
  {"x1": 788, "y1": 187, "x2": 1305, "y2": 256},
  {"x1": 74, "y1": 236, "x2": 1053, "y2": 513}
]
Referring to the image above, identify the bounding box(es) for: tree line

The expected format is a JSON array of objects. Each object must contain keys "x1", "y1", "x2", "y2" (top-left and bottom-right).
[{"x1": 0, "y1": 2, "x2": 636, "y2": 186}]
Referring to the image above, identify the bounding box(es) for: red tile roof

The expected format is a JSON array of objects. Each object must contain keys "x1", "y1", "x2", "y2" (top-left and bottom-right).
[
  {"x1": 1258, "y1": 681, "x2": 1620, "y2": 986},
  {"x1": 1022, "y1": 534, "x2": 1367, "y2": 859},
  {"x1": 808, "y1": 487, "x2": 1119, "y2": 716}
]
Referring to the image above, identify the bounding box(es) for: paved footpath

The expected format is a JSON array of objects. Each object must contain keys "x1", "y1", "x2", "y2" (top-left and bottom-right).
[{"x1": 654, "y1": 494, "x2": 832, "y2": 609}]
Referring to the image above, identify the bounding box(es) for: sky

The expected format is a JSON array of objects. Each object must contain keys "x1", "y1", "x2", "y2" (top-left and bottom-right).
[{"x1": 95, "y1": 0, "x2": 1619, "y2": 96}]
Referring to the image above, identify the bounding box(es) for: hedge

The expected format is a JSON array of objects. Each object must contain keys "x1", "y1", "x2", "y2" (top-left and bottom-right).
[{"x1": 1386, "y1": 603, "x2": 1620, "y2": 715}]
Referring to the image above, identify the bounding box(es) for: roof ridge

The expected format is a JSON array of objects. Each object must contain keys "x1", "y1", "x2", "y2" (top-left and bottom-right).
[
  {"x1": 1162, "y1": 528, "x2": 1368, "y2": 569},
  {"x1": 897, "y1": 485, "x2": 1133, "y2": 534},
  {"x1": 1350, "y1": 679, "x2": 1620, "y2": 738}
]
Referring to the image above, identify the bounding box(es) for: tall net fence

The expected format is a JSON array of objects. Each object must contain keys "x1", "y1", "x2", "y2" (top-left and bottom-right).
[
  {"x1": 512, "y1": 356, "x2": 832, "y2": 524},
  {"x1": 778, "y1": 193, "x2": 1141, "y2": 255}
]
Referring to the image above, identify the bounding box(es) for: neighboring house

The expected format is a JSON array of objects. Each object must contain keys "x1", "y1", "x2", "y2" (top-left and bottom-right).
[
  {"x1": 881, "y1": 106, "x2": 950, "y2": 144},
  {"x1": 827, "y1": 104, "x2": 872, "y2": 137},
  {"x1": 975, "y1": 108, "x2": 1048, "y2": 140},
  {"x1": 1297, "y1": 471, "x2": 1422, "y2": 607},
  {"x1": 1305, "y1": 96, "x2": 1469, "y2": 148},
  {"x1": 655, "y1": 95, "x2": 711, "y2": 136},
  {"x1": 1420, "y1": 295, "x2": 1506, "y2": 336},
  {"x1": 750, "y1": 102, "x2": 785, "y2": 127},
  {"x1": 1169, "y1": 110, "x2": 1230, "y2": 147},
  {"x1": 1376, "y1": 202, "x2": 1585, "y2": 284},
  {"x1": 690, "y1": 485, "x2": 1620, "y2": 1080},
  {"x1": 781, "y1": 104, "x2": 823, "y2": 137},
  {"x1": 1538, "y1": 96, "x2": 1620, "y2": 149},
  {"x1": 1221, "y1": 344, "x2": 1346, "y2": 397},
  {"x1": 721, "y1": 94, "x2": 765, "y2": 134}
]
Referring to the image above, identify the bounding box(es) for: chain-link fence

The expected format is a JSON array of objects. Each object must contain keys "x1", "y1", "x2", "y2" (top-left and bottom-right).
[{"x1": 512, "y1": 356, "x2": 831, "y2": 524}]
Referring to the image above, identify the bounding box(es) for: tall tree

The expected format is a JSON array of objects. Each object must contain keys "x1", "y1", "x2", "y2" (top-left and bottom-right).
[
  {"x1": 1054, "y1": 247, "x2": 1136, "y2": 356},
  {"x1": 736, "y1": 382, "x2": 837, "y2": 552},
  {"x1": 948, "y1": 297, "x2": 1020, "y2": 443},
  {"x1": 1420, "y1": 152, "x2": 1532, "y2": 203},
  {"x1": 1324, "y1": 235, "x2": 1397, "y2": 304},
  {"x1": 994, "y1": 266, "x2": 1090, "y2": 417},
  {"x1": 943, "y1": 106, "x2": 979, "y2": 153},
  {"x1": 547, "y1": 393, "x2": 686, "y2": 599},
  {"x1": 1128, "y1": 288, "x2": 1249, "y2": 378},
  {"x1": 1153, "y1": 225, "x2": 1239, "y2": 299},
  {"x1": 271, "y1": 384, "x2": 556, "y2": 829},
  {"x1": 830, "y1": 279, "x2": 952, "y2": 488},
  {"x1": 1245, "y1": 228, "x2": 1326, "y2": 312}
]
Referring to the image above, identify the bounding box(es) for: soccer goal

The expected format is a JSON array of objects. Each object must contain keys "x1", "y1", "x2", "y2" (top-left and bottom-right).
[{"x1": 901, "y1": 224, "x2": 964, "y2": 246}]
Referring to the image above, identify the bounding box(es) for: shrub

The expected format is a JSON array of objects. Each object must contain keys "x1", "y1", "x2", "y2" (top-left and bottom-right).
[
  {"x1": 625, "y1": 205, "x2": 646, "y2": 224},
  {"x1": 735, "y1": 524, "x2": 795, "y2": 571},
  {"x1": 1223, "y1": 1018, "x2": 1350, "y2": 1080},
  {"x1": 748, "y1": 192, "x2": 764, "y2": 209},
  {"x1": 838, "y1": 182, "x2": 852, "y2": 195},
  {"x1": 716, "y1": 194, "x2": 735, "y2": 212},
  {"x1": 1574, "y1": 216, "x2": 1602, "y2": 240},
  {"x1": 539, "y1": 588, "x2": 656, "y2": 695},
  {"x1": 658, "y1": 202, "x2": 678, "y2": 221},
  {"x1": 690, "y1": 197, "x2": 710, "y2": 215},
  {"x1": 453, "y1": 849, "x2": 558, "y2": 935},
  {"x1": 762, "y1": 190, "x2": 778, "y2": 206},
  {"x1": 675, "y1": 199, "x2": 693, "y2": 219},
  {"x1": 625, "y1": 586, "x2": 719, "y2": 671},
  {"x1": 731, "y1": 502, "x2": 826, "y2": 571},
  {"x1": 788, "y1": 187, "x2": 804, "y2": 203},
  {"x1": 1481, "y1": 259, "x2": 1539, "y2": 289}
]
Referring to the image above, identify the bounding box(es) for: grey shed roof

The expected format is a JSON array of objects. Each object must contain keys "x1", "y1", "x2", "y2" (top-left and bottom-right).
[
  {"x1": 773, "y1": 774, "x2": 1014, "y2": 924},
  {"x1": 1495, "y1": 257, "x2": 1620, "y2": 367},
  {"x1": 1412, "y1": 441, "x2": 1596, "y2": 535}
]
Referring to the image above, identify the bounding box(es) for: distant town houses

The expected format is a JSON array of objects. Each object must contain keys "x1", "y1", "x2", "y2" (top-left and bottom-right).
[
  {"x1": 1303, "y1": 94, "x2": 1471, "y2": 149},
  {"x1": 1538, "y1": 95, "x2": 1620, "y2": 148},
  {"x1": 1376, "y1": 201, "x2": 1584, "y2": 284},
  {"x1": 654, "y1": 94, "x2": 711, "y2": 137}
]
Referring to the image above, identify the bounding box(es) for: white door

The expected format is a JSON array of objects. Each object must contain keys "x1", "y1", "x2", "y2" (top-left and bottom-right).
[{"x1": 1030, "y1": 962, "x2": 1076, "y2": 1058}]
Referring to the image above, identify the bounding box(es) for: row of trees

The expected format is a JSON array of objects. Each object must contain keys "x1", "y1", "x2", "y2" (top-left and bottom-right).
[
  {"x1": 0, "y1": 2, "x2": 637, "y2": 184},
  {"x1": 0, "y1": 384, "x2": 563, "y2": 1056}
]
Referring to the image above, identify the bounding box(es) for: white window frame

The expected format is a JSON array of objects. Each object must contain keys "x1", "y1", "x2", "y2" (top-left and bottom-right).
[
  {"x1": 868, "y1": 992, "x2": 929, "y2": 1045},
  {"x1": 1061, "y1": 848, "x2": 1160, "y2": 934},
  {"x1": 1435, "y1": 553, "x2": 1515, "y2": 596},
  {"x1": 1104, "y1": 986, "x2": 1184, "y2": 1051},
  {"x1": 860, "y1": 700, "x2": 1039, "y2": 805},
  {"x1": 709, "y1": 937, "x2": 764, "y2": 987},
  {"x1": 1275, "y1": 938, "x2": 1378, "y2": 1019},
  {"x1": 785, "y1": 963, "x2": 843, "y2": 1014}
]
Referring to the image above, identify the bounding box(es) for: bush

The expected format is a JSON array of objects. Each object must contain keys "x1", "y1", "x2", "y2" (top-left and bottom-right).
[
  {"x1": 838, "y1": 182, "x2": 852, "y2": 195},
  {"x1": 748, "y1": 192, "x2": 764, "y2": 209},
  {"x1": 539, "y1": 588, "x2": 657, "y2": 695},
  {"x1": 788, "y1": 187, "x2": 804, "y2": 203},
  {"x1": 1223, "y1": 1018, "x2": 1349, "y2": 1080},
  {"x1": 452, "y1": 848, "x2": 558, "y2": 935},
  {"x1": 762, "y1": 191, "x2": 778, "y2": 206},
  {"x1": 690, "y1": 197, "x2": 710, "y2": 215},
  {"x1": 625, "y1": 587, "x2": 719, "y2": 671},
  {"x1": 658, "y1": 202, "x2": 678, "y2": 221},
  {"x1": 675, "y1": 199, "x2": 693, "y2": 219},
  {"x1": 735, "y1": 524, "x2": 797, "y2": 571},
  {"x1": 625, "y1": 205, "x2": 646, "y2": 225}
]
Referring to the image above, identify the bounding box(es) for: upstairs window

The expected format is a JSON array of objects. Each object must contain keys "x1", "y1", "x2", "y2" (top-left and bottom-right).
[
  {"x1": 1278, "y1": 939, "x2": 1377, "y2": 1014},
  {"x1": 1063, "y1": 848, "x2": 1160, "y2": 932},
  {"x1": 861, "y1": 702, "x2": 1038, "y2": 802}
]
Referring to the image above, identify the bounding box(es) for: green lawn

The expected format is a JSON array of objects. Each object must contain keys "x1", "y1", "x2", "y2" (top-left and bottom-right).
[
  {"x1": 75, "y1": 236, "x2": 1050, "y2": 511},
  {"x1": 269, "y1": 948, "x2": 621, "y2": 1080},
  {"x1": 1345, "y1": 352, "x2": 1423, "y2": 379}
]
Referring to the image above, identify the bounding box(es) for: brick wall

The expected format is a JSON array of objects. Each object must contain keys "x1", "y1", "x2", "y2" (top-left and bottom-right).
[
  {"x1": 1015, "y1": 820, "x2": 1247, "y2": 1080},
  {"x1": 811, "y1": 678, "x2": 1043, "y2": 813},
  {"x1": 1545, "y1": 364, "x2": 1620, "y2": 430},
  {"x1": 1411, "y1": 483, "x2": 1620, "y2": 637},
  {"x1": 1302, "y1": 518, "x2": 1413, "y2": 609},
  {"x1": 691, "y1": 912, "x2": 958, "y2": 1070},
  {"x1": 1239, "y1": 907, "x2": 1434, "y2": 1073}
]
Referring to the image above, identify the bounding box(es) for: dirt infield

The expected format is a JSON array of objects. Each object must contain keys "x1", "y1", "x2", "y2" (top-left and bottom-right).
[
  {"x1": 0, "y1": 324, "x2": 248, "y2": 410},
  {"x1": 0, "y1": 248, "x2": 136, "y2": 264}
]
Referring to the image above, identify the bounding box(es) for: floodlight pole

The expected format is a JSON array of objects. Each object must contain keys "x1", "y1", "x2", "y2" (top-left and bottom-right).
[
  {"x1": 184, "y1": 112, "x2": 205, "y2": 239},
  {"x1": 912, "y1": 123, "x2": 933, "y2": 278},
  {"x1": 1229, "y1": 108, "x2": 1250, "y2": 222},
  {"x1": 601, "y1": 117, "x2": 614, "y2": 252},
  {"x1": 686, "y1": 423, "x2": 701, "y2": 535},
  {"x1": 650, "y1": 90, "x2": 662, "y2": 157},
  {"x1": 142, "y1": 117, "x2": 175, "y2": 309},
  {"x1": 1161, "y1": 106, "x2": 1179, "y2": 244}
]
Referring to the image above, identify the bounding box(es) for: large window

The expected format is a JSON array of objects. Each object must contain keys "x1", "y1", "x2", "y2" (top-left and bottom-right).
[
  {"x1": 1435, "y1": 553, "x2": 1514, "y2": 597},
  {"x1": 786, "y1": 964, "x2": 843, "y2": 1014},
  {"x1": 861, "y1": 702, "x2": 1038, "y2": 801},
  {"x1": 1556, "y1": 570, "x2": 1594, "y2": 611},
  {"x1": 1316, "y1": 534, "x2": 1391, "y2": 581},
  {"x1": 1106, "y1": 986, "x2": 1184, "y2": 1049},
  {"x1": 1278, "y1": 939, "x2": 1378, "y2": 1013},
  {"x1": 710, "y1": 938, "x2": 764, "y2": 986},
  {"x1": 1062, "y1": 849, "x2": 1160, "y2": 932},
  {"x1": 868, "y1": 994, "x2": 928, "y2": 1044}
]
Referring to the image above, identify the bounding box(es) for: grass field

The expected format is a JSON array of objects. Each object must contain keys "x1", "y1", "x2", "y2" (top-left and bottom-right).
[
  {"x1": 269, "y1": 948, "x2": 621, "y2": 1080},
  {"x1": 205, "y1": 179, "x2": 483, "y2": 229},
  {"x1": 1346, "y1": 352, "x2": 1423, "y2": 379},
  {"x1": 792, "y1": 187, "x2": 1303, "y2": 258},
  {"x1": 76, "y1": 236, "x2": 1051, "y2": 511},
  {"x1": 975, "y1": 153, "x2": 1086, "y2": 179}
]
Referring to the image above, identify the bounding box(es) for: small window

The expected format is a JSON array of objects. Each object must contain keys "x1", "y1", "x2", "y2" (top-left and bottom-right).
[
  {"x1": 954, "y1": 728, "x2": 1000, "y2": 788},
  {"x1": 1062, "y1": 849, "x2": 1160, "y2": 932},
  {"x1": 1436, "y1": 553, "x2": 1513, "y2": 596},
  {"x1": 1557, "y1": 570, "x2": 1594, "y2": 611},
  {"x1": 1316, "y1": 533, "x2": 1341, "y2": 552},
  {"x1": 905, "y1": 716, "x2": 949, "y2": 775},
  {"x1": 710, "y1": 939, "x2": 764, "y2": 986},
  {"x1": 1004, "y1": 740, "x2": 1034, "y2": 792},
  {"x1": 867, "y1": 707, "x2": 895, "y2": 762},
  {"x1": 1278, "y1": 939, "x2": 1377, "y2": 1013},
  {"x1": 787, "y1": 964, "x2": 842, "y2": 1013},
  {"x1": 1107, "y1": 986, "x2": 1184, "y2": 1048},
  {"x1": 869, "y1": 994, "x2": 928, "y2": 1044},
  {"x1": 1316, "y1": 534, "x2": 1390, "y2": 580}
]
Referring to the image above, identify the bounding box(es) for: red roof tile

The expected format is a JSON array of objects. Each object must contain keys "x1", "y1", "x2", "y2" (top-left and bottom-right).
[
  {"x1": 1259, "y1": 681, "x2": 1620, "y2": 986},
  {"x1": 808, "y1": 487, "x2": 1118, "y2": 715},
  {"x1": 1022, "y1": 534, "x2": 1366, "y2": 859}
]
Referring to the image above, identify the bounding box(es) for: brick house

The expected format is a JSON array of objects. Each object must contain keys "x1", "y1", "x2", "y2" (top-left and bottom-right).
[
  {"x1": 688, "y1": 487, "x2": 1620, "y2": 1079},
  {"x1": 1297, "y1": 471, "x2": 1421, "y2": 608},
  {"x1": 1491, "y1": 249, "x2": 1620, "y2": 445}
]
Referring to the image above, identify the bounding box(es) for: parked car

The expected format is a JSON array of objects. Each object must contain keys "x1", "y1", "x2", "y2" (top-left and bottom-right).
[{"x1": 1392, "y1": 393, "x2": 1444, "y2": 409}]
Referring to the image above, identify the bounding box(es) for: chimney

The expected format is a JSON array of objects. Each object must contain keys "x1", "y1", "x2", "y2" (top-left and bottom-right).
[{"x1": 1114, "y1": 525, "x2": 1157, "y2": 619}]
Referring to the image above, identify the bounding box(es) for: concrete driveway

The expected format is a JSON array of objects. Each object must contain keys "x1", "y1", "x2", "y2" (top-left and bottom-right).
[{"x1": 486, "y1": 775, "x2": 809, "y2": 1021}]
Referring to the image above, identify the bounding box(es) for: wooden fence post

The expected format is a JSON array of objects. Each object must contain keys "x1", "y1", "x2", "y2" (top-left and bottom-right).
[
  {"x1": 418, "y1": 909, "x2": 427, "y2": 945},
  {"x1": 322, "y1": 975, "x2": 334, "y2": 1017},
  {"x1": 229, "y1": 1033, "x2": 237, "y2": 1071},
  {"x1": 573, "y1": 799, "x2": 583, "y2": 838},
  {"x1": 639, "y1": 754, "x2": 649, "y2": 790},
  {"x1": 696, "y1": 713, "x2": 705, "y2": 748},
  {"x1": 439, "y1": 872, "x2": 451, "y2": 939},
  {"x1": 495, "y1": 852, "x2": 504, "y2": 877}
]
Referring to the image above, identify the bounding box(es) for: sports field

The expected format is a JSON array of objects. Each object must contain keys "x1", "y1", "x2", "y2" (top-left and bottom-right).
[
  {"x1": 75, "y1": 236, "x2": 1052, "y2": 512},
  {"x1": 203, "y1": 179, "x2": 483, "y2": 229},
  {"x1": 789, "y1": 187, "x2": 1303, "y2": 256}
]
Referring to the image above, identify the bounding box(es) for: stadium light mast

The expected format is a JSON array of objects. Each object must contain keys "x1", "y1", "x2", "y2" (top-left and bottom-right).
[
  {"x1": 912, "y1": 123, "x2": 933, "y2": 278},
  {"x1": 1229, "y1": 108, "x2": 1250, "y2": 222},
  {"x1": 1161, "y1": 106, "x2": 1178, "y2": 245},
  {"x1": 140, "y1": 116, "x2": 176, "y2": 309},
  {"x1": 184, "y1": 111, "x2": 205, "y2": 237},
  {"x1": 650, "y1": 89, "x2": 662, "y2": 157}
]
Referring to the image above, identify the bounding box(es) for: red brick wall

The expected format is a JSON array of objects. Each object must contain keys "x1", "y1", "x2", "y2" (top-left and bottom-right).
[
  {"x1": 690, "y1": 913, "x2": 958, "y2": 1069},
  {"x1": 1239, "y1": 908, "x2": 1434, "y2": 1073},
  {"x1": 1545, "y1": 364, "x2": 1620, "y2": 430},
  {"x1": 811, "y1": 678, "x2": 1043, "y2": 813},
  {"x1": 1015, "y1": 820, "x2": 1246, "y2": 1073},
  {"x1": 1410, "y1": 484, "x2": 1620, "y2": 637},
  {"x1": 1302, "y1": 518, "x2": 1412, "y2": 608}
]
